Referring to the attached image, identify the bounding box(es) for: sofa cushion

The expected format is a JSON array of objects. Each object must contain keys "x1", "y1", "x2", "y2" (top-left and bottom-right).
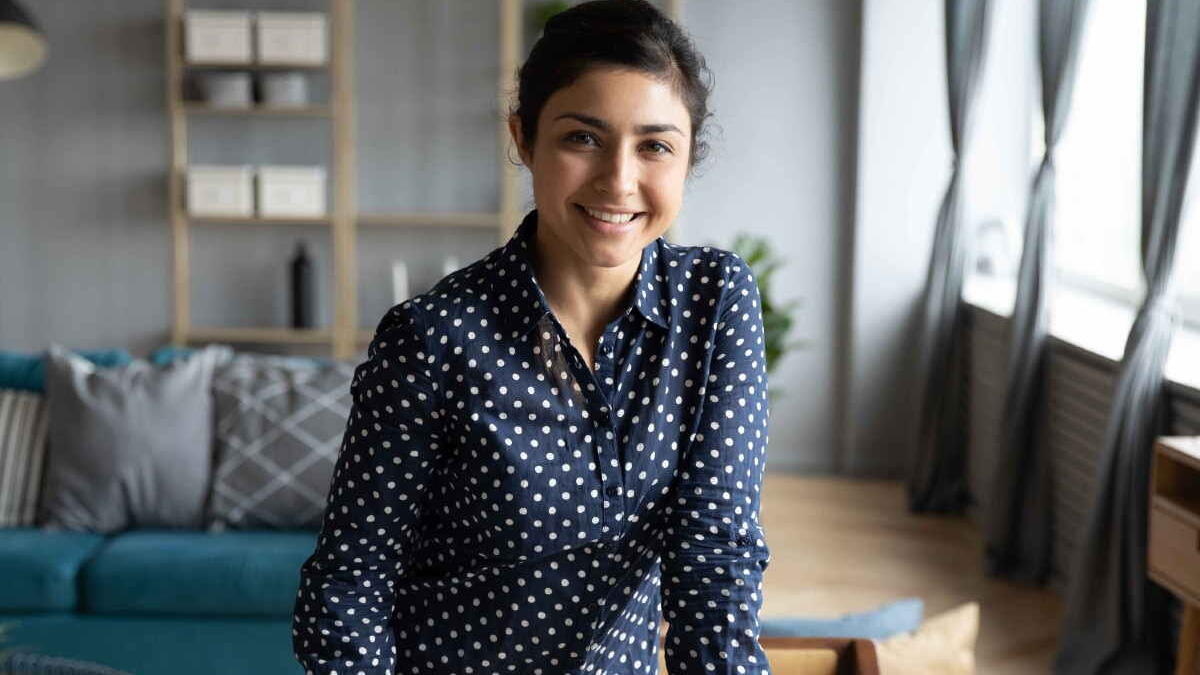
[
  {"x1": 0, "y1": 390, "x2": 49, "y2": 527},
  {"x1": 0, "y1": 528, "x2": 105, "y2": 611},
  {"x1": 207, "y1": 355, "x2": 352, "y2": 530},
  {"x1": 39, "y1": 344, "x2": 229, "y2": 533},
  {"x1": 82, "y1": 530, "x2": 317, "y2": 617}
]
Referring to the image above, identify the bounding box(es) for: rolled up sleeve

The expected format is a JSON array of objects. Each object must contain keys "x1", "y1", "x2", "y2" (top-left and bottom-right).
[
  {"x1": 660, "y1": 253, "x2": 773, "y2": 674},
  {"x1": 292, "y1": 301, "x2": 446, "y2": 675}
]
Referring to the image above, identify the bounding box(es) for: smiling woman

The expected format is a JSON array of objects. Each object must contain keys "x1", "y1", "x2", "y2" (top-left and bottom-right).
[{"x1": 292, "y1": 2, "x2": 774, "y2": 674}]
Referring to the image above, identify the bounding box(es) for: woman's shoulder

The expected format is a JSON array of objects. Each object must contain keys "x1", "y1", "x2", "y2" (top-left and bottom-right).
[{"x1": 657, "y1": 238, "x2": 757, "y2": 304}]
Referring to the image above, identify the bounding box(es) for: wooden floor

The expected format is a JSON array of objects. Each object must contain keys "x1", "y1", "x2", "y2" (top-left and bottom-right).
[{"x1": 758, "y1": 474, "x2": 1063, "y2": 674}]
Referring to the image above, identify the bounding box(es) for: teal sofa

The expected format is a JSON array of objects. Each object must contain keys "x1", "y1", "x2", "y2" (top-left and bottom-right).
[{"x1": 1, "y1": 528, "x2": 315, "y2": 674}]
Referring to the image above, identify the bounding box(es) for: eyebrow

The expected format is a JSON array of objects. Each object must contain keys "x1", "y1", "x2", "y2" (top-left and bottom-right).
[{"x1": 553, "y1": 112, "x2": 685, "y2": 137}]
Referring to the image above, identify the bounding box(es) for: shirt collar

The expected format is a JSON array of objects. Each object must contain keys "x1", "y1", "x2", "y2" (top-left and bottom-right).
[{"x1": 492, "y1": 209, "x2": 670, "y2": 338}]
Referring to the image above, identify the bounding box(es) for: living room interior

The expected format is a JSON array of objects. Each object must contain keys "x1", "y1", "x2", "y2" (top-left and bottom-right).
[{"x1": 2, "y1": 0, "x2": 1199, "y2": 674}]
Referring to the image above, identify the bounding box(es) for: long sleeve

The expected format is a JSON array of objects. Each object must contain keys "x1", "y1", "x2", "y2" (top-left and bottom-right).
[
  {"x1": 292, "y1": 301, "x2": 446, "y2": 675},
  {"x1": 660, "y1": 253, "x2": 773, "y2": 674}
]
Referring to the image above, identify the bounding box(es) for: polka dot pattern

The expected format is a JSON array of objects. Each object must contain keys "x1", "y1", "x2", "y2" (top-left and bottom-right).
[{"x1": 293, "y1": 209, "x2": 772, "y2": 674}]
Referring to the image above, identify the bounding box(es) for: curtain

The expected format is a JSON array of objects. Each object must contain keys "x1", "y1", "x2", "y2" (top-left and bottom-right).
[
  {"x1": 909, "y1": 0, "x2": 993, "y2": 513},
  {"x1": 983, "y1": 0, "x2": 1091, "y2": 585},
  {"x1": 1054, "y1": 0, "x2": 1198, "y2": 671}
]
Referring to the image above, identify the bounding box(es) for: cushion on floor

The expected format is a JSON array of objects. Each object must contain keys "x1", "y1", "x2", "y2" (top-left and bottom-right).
[
  {"x1": 759, "y1": 597, "x2": 924, "y2": 639},
  {"x1": 873, "y1": 601, "x2": 979, "y2": 675},
  {"x1": 81, "y1": 530, "x2": 317, "y2": 617},
  {"x1": 0, "y1": 528, "x2": 106, "y2": 611}
]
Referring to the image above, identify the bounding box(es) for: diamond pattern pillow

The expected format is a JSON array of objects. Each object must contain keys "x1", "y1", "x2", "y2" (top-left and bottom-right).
[{"x1": 207, "y1": 355, "x2": 354, "y2": 530}]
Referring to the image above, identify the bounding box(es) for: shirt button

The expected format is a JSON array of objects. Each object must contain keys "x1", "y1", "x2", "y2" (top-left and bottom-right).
[{"x1": 605, "y1": 485, "x2": 621, "y2": 498}]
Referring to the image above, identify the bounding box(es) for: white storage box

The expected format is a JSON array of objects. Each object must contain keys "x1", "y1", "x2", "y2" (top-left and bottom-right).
[
  {"x1": 184, "y1": 10, "x2": 252, "y2": 64},
  {"x1": 257, "y1": 166, "x2": 327, "y2": 217},
  {"x1": 187, "y1": 165, "x2": 254, "y2": 217},
  {"x1": 255, "y1": 12, "x2": 328, "y2": 65},
  {"x1": 260, "y1": 71, "x2": 309, "y2": 107}
]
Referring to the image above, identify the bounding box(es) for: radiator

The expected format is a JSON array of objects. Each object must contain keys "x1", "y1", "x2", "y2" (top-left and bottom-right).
[{"x1": 963, "y1": 302, "x2": 1191, "y2": 658}]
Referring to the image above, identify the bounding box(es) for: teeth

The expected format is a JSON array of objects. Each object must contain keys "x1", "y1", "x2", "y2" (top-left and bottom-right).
[{"x1": 582, "y1": 206, "x2": 638, "y2": 224}]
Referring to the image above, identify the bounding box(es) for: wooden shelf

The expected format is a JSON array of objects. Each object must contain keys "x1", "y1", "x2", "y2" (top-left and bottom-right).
[
  {"x1": 188, "y1": 215, "x2": 332, "y2": 226},
  {"x1": 184, "y1": 103, "x2": 332, "y2": 117},
  {"x1": 1152, "y1": 494, "x2": 1200, "y2": 531},
  {"x1": 1148, "y1": 436, "x2": 1200, "y2": 670},
  {"x1": 183, "y1": 61, "x2": 329, "y2": 71},
  {"x1": 358, "y1": 212, "x2": 502, "y2": 229},
  {"x1": 188, "y1": 327, "x2": 333, "y2": 344},
  {"x1": 167, "y1": 0, "x2": 682, "y2": 361}
]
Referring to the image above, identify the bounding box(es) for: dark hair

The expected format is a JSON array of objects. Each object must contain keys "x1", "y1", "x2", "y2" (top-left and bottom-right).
[{"x1": 510, "y1": 0, "x2": 716, "y2": 177}]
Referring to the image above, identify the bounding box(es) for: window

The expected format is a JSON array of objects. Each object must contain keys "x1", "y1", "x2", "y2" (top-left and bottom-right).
[
  {"x1": 1045, "y1": 0, "x2": 1145, "y2": 309},
  {"x1": 1044, "y1": 0, "x2": 1200, "y2": 330}
]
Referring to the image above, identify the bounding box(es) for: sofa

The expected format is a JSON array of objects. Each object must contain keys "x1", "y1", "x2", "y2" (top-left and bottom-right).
[
  {"x1": 0, "y1": 345, "x2": 346, "y2": 675},
  {"x1": 0, "y1": 528, "x2": 314, "y2": 674}
]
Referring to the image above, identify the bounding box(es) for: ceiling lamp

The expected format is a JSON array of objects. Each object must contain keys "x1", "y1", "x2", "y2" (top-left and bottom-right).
[{"x1": 0, "y1": 0, "x2": 46, "y2": 80}]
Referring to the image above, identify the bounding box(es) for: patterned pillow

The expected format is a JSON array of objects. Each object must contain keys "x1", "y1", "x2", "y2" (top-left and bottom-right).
[
  {"x1": 0, "y1": 390, "x2": 49, "y2": 527},
  {"x1": 207, "y1": 355, "x2": 354, "y2": 530}
]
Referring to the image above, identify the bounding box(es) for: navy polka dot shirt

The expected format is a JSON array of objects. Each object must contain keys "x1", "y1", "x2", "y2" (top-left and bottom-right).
[{"x1": 293, "y1": 209, "x2": 772, "y2": 674}]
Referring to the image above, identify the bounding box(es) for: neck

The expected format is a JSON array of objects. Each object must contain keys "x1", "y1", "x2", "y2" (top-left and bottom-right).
[{"x1": 531, "y1": 224, "x2": 639, "y2": 337}]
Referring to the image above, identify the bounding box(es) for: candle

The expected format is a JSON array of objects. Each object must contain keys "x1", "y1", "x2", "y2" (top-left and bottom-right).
[{"x1": 392, "y1": 260, "x2": 409, "y2": 305}]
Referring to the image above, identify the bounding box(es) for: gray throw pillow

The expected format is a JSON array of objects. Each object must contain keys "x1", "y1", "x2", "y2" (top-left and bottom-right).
[
  {"x1": 206, "y1": 354, "x2": 353, "y2": 530},
  {"x1": 38, "y1": 344, "x2": 230, "y2": 533}
]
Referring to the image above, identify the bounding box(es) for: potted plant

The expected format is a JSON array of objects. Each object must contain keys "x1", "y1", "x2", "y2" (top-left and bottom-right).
[{"x1": 723, "y1": 232, "x2": 807, "y2": 402}]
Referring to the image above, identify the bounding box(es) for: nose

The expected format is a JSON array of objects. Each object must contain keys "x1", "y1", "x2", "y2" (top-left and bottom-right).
[{"x1": 592, "y1": 143, "x2": 637, "y2": 197}]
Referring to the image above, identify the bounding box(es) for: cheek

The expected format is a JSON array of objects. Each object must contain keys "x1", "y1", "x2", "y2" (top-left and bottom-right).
[
  {"x1": 533, "y1": 153, "x2": 588, "y2": 196},
  {"x1": 648, "y1": 170, "x2": 686, "y2": 209}
]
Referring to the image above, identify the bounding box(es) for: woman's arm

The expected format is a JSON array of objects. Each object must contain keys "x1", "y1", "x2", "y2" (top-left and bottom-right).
[
  {"x1": 292, "y1": 301, "x2": 446, "y2": 675},
  {"x1": 660, "y1": 253, "x2": 773, "y2": 674}
]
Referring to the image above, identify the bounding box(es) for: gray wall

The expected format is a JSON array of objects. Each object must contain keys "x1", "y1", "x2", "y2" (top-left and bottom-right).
[
  {"x1": 0, "y1": 0, "x2": 862, "y2": 473},
  {"x1": 682, "y1": 0, "x2": 861, "y2": 473},
  {"x1": 846, "y1": 0, "x2": 1033, "y2": 477}
]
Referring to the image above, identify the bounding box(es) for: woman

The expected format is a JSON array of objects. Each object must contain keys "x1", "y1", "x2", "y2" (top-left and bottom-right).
[{"x1": 292, "y1": 1, "x2": 772, "y2": 673}]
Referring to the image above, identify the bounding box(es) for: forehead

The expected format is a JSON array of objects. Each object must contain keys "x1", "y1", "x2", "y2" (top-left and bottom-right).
[{"x1": 541, "y1": 67, "x2": 691, "y2": 131}]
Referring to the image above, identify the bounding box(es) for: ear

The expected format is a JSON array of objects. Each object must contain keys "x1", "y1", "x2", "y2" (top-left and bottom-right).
[{"x1": 508, "y1": 114, "x2": 532, "y2": 167}]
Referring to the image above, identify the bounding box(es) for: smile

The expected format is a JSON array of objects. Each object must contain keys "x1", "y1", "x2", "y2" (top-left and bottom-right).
[{"x1": 575, "y1": 204, "x2": 645, "y2": 234}]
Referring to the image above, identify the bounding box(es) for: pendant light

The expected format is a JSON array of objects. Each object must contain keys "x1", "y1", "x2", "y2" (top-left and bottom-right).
[{"x1": 0, "y1": 0, "x2": 46, "y2": 80}]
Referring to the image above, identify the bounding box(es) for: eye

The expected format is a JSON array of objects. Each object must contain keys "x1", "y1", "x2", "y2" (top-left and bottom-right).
[
  {"x1": 566, "y1": 131, "x2": 598, "y2": 146},
  {"x1": 644, "y1": 141, "x2": 672, "y2": 155}
]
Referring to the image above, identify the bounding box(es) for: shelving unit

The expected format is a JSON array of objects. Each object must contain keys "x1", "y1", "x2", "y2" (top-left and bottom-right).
[
  {"x1": 166, "y1": 0, "x2": 358, "y2": 357},
  {"x1": 166, "y1": 0, "x2": 683, "y2": 361}
]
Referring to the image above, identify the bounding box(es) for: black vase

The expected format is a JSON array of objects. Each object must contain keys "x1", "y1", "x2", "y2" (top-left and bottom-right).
[{"x1": 290, "y1": 241, "x2": 315, "y2": 329}]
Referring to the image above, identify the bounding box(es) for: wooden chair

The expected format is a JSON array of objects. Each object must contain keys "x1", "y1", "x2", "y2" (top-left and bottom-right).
[{"x1": 657, "y1": 635, "x2": 880, "y2": 674}]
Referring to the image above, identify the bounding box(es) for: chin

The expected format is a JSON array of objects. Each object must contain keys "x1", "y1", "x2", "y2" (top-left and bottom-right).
[{"x1": 582, "y1": 241, "x2": 641, "y2": 268}]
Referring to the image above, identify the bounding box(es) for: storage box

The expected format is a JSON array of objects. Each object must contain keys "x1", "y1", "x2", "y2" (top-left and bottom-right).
[
  {"x1": 255, "y1": 12, "x2": 328, "y2": 65},
  {"x1": 184, "y1": 10, "x2": 252, "y2": 64},
  {"x1": 257, "y1": 166, "x2": 327, "y2": 217},
  {"x1": 260, "y1": 71, "x2": 309, "y2": 107},
  {"x1": 187, "y1": 165, "x2": 254, "y2": 217},
  {"x1": 198, "y1": 71, "x2": 252, "y2": 108}
]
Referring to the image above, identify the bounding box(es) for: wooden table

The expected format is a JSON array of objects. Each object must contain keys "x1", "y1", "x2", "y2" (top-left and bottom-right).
[
  {"x1": 1147, "y1": 436, "x2": 1200, "y2": 674},
  {"x1": 657, "y1": 634, "x2": 879, "y2": 674}
]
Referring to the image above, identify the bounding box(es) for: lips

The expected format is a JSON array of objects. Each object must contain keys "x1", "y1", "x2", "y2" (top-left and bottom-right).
[{"x1": 574, "y1": 204, "x2": 644, "y2": 227}]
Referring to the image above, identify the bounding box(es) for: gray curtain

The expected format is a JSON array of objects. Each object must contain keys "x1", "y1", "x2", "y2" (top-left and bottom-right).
[
  {"x1": 909, "y1": 0, "x2": 992, "y2": 513},
  {"x1": 1054, "y1": 0, "x2": 1197, "y2": 671},
  {"x1": 983, "y1": 0, "x2": 1091, "y2": 585}
]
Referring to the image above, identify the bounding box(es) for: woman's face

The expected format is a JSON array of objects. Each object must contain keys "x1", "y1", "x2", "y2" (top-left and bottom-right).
[{"x1": 509, "y1": 67, "x2": 692, "y2": 271}]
